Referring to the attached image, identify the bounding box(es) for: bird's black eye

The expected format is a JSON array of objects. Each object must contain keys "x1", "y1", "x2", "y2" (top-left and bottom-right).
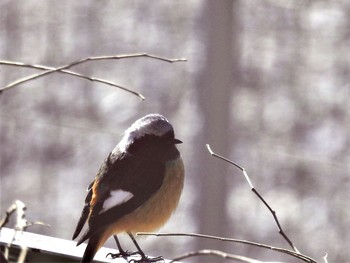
[
  {"x1": 161, "y1": 130, "x2": 175, "y2": 140},
  {"x1": 161, "y1": 130, "x2": 182, "y2": 144}
]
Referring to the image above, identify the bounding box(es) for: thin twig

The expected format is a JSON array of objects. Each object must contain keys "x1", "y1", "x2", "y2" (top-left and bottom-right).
[
  {"x1": 322, "y1": 253, "x2": 328, "y2": 263},
  {"x1": 0, "y1": 60, "x2": 145, "y2": 100},
  {"x1": 206, "y1": 144, "x2": 299, "y2": 253},
  {"x1": 0, "y1": 200, "x2": 50, "y2": 263},
  {"x1": 137, "y1": 232, "x2": 318, "y2": 263},
  {"x1": 170, "y1": 249, "x2": 264, "y2": 263},
  {"x1": 206, "y1": 144, "x2": 253, "y2": 188},
  {"x1": 0, "y1": 53, "x2": 187, "y2": 98},
  {"x1": 0, "y1": 202, "x2": 17, "y2": 228},
  {"x1": 1, "y1": 200, "x2": 28, "y2": 263}
]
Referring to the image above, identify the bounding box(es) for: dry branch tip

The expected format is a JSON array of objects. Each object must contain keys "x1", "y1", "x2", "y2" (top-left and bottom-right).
[
  {"x1": 0, "y1": 53, "x2": 185, "y2": 98},
  {"x1": 205, "y1": 144, "x2": 214, "y2": 155}
]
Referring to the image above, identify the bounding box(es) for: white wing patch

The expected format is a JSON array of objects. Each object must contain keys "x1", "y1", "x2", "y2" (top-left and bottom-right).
[{"x1": 101, "y1": 190, "x2": 134, "y2": 213}]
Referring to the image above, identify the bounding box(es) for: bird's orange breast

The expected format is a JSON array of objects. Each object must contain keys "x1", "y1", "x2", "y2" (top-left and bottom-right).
[{"x1": 103, "y1": 156, "x2": 184, "y2": 238}]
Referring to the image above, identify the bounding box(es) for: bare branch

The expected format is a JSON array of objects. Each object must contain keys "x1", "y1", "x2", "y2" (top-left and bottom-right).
[
  {"x1": 0, "y1": 53, "x2": 186, "y2": 98},
  {"x1": 137, "y1": 232, "x2": 318, "y2": 263},
  {"x1": 0, "y1": 60, "x2": 145, "y2": 100},
  {"x1": 25, "y1": 221, "x2": 51, "y2": 228},
  {"x1": 206, "y1": 144, "x2": 300, "y2": 253},
  {"x1": 170, "y1": 249, "x2": 264, "y2": 263}
]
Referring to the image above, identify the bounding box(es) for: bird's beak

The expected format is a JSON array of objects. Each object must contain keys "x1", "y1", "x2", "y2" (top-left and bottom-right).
[{"x1": 172, "y1": 138, "x2": 183, "y2": 144}]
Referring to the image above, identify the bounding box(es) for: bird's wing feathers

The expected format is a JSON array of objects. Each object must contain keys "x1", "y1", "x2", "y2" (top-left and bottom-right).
[
  {"x1": 72, "y1": 180, "x2": 94, "y2": 240},
  {"x1": 75, "y1": 151, "x2": 165, "y2": 245}
]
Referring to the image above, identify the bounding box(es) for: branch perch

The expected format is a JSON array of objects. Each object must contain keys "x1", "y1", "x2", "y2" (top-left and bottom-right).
[
  {"x1": 137, "y1": 232, "x2": 318, "y2": 263},
  {"x1": 170, "y1": 249, "x2": 264, "y2": 263}
]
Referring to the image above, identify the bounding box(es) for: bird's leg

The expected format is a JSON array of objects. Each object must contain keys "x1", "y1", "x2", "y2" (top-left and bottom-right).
[
  {"x1": 106, "y1": 235, "x2": 140, "y2": 259},
  {"x1": 127, "y1": 232, "x2": 164, "y2": 263}
]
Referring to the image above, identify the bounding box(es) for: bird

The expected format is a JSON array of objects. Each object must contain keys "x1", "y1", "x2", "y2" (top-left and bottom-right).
[{"x1": 72, "y1": 113, "x2": 184, "y2": 263}]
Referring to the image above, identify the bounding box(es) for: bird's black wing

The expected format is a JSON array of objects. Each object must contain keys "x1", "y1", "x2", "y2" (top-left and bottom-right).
[
  {"x1": 76, "y1": 150, "x2": 165, "y2": 245},
  {"x1": 72, "y1": 181, "x2": 94, "y2": 240}
]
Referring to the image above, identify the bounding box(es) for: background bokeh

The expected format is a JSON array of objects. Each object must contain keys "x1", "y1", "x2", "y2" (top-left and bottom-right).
[{"x1": 1, "y1": 1, "x2": 349, "y2": 262}]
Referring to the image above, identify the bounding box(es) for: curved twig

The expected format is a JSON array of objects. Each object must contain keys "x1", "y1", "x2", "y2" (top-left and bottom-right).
[
  {"x1": 137, "y1": 232, "x2": 318, "y2": 263},
  {"x1": 206, "y1": 144, "x2": 299, "y2": 253},
  {"x1": 170, "y1": 249, "x2": 264, "y2": 263}
]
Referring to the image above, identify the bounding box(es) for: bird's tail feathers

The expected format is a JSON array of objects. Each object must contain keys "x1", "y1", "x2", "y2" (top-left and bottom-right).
[
  {"x1": 81, "y1": 233, "x2": 103, "y2": 263},
  {"x1": 81, "y1": 228, "x2": 113, "y2": 263}
]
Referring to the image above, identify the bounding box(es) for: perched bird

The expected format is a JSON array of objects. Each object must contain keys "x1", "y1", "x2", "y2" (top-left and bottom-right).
[{"x1": 73, "y1": 114, "x2": 184, "y2": 263}]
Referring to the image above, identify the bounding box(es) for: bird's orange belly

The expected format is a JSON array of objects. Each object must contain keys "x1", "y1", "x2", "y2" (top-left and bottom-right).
[{"x1": 105, "y1": 157, "x2": 184, "y2": 236}]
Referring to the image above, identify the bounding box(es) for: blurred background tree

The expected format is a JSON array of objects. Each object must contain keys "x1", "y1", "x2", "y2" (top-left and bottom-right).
[{"x1": 1, "y1": 1, "x2": 349, "y2": 262}]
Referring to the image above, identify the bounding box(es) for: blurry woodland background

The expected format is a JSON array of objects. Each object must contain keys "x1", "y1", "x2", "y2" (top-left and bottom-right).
[{"x1": 1, "y1": 1, "x2": 350, "y2": 262}]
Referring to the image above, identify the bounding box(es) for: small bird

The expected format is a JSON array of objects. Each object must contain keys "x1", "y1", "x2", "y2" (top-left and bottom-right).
[{"x1": 73, "y1": 114, "x2": 184, "y2": 263}]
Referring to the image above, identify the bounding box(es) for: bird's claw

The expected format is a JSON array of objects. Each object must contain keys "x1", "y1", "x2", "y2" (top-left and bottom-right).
[
  {"x1": 107, "y1": 252, "x2": 164, "y2": 263},
  {"x1": 129, "y1": 255, "x2": 164, "y2": 263},
  {"x1": 106, "y1": 250, "x2": 140, "y2": 259}
]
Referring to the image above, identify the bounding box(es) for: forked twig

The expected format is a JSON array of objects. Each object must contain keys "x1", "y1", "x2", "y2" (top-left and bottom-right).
[
  {"x1": 206, "y1": 144, "x2": 300, "y2": 253},
  {"x1": 0, "y1": 200, "x2": 50, "y2": 231},
  {"x1": 0, "y1": 53, "x2": 187, "y2": 99},
  {"x1": 0, "y1": 60, "x2": 145, "y2": 99},
  {"x1": 323, "y1": 253, "x2": 328, "y2": 263}
]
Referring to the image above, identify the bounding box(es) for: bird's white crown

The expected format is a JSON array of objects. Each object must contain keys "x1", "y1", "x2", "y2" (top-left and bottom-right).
[
  {"x1": 127, "y1": 114, "x2": 173, "y2": 139},
  {"x1": 115, "y1": 114, "x2": 173, "y2": 153}
]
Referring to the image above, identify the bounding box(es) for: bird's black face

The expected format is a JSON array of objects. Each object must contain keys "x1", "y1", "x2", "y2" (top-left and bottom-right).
[
  {"x1": 159, "y1": 129, "x2": 183, "y2": 145},
  {"x1": 127, "y1": 130, "x2": 181, "y2": 162}
]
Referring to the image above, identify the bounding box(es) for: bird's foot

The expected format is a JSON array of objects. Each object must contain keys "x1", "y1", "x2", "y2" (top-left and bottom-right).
[
  {"x1": 129, "y1": 255, "x2": 164, "y2": 263},
  {"x1": 107, "y1": 252, "x2": 163, "y2": 263},
  {"x1": 106, "y1": 250, "x2": 140, "y2": 259}
]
